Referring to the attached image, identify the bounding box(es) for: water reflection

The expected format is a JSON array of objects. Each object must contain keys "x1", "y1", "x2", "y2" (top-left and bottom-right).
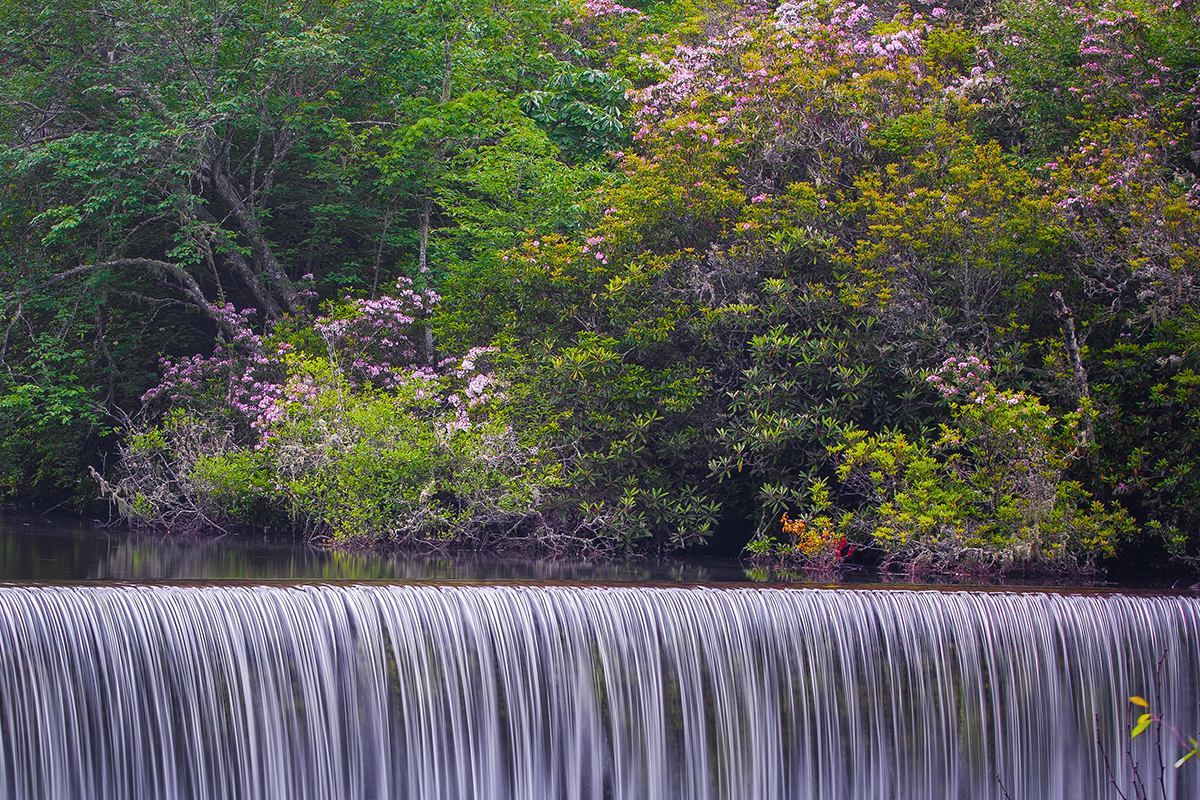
[
  {"x1": 0, "y1": 514, "x2": 783, "y2": 584},
  {"x1": 0, "y1": 514, "x2": 1177, "y2": 589}
]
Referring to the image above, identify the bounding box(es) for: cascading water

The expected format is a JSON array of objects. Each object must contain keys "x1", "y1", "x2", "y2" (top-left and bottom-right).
[{"x1": 0, "y1": 585, "x2": 1195, "y2": 799}]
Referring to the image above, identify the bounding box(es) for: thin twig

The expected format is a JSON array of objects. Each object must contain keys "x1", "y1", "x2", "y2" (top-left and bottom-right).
[
  {"x1": 1099, "y1": 712, "x2": 1131, "y2": 800},
  {"x1": 1154, "y1": 650, "x2": 1168, "y2": 800}
]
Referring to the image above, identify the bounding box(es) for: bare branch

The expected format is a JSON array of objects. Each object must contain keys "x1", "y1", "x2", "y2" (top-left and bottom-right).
[{"x1": 6, "y1": 259, "x2": 261, "y2": 353}]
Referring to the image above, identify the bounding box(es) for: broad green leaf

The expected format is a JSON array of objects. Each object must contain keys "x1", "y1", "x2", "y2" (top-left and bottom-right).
[{"x1": 1131, "y1": 713, "x2": 1153, "y2": 738}]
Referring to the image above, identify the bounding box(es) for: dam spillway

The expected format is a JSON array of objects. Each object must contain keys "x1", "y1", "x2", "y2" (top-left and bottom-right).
[{"x1": 0, "y1": 584, "x2": 1196, "y2": 799}]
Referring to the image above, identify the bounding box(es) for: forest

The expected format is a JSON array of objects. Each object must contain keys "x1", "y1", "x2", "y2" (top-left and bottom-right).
[{"x1": 0, "y1": 0, "x2": 1198, "y2": 579}]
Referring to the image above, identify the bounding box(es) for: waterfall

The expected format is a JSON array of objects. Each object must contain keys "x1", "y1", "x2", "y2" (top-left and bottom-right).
[{"x1": 0, "y1": 585, "x2": 1195, "y2": 799}]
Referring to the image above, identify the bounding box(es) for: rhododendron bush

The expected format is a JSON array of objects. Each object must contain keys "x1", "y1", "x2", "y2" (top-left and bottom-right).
[
  {"x1": 442, "y1": 0, "x2": 1197, "y2": 571},
  {"x1": 102, "y1": 285, "x2": 560, "y2": 542}
]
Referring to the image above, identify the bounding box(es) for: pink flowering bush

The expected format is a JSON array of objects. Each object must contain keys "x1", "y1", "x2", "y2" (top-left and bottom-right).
[
  {"x1": 999, "y1": 0, "x2": 1200, "y2": 153},
  {"x1": 466, "y1": 0, "x2": 1024, "y2": 553},
  {"x1": 580, "y1": 0, "x2": 641, "y2": 18},
  {"x1": 106, "y1": 284, "x2": 559, "y2": 542}
]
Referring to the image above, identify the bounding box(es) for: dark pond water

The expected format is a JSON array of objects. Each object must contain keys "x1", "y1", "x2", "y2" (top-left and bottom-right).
[
  {"x1": 0, "y1": 512, "x2": 1189, "y2": 590},
  {"x1": 0, "y1": 513, "x2": 786, "y2": 584}
]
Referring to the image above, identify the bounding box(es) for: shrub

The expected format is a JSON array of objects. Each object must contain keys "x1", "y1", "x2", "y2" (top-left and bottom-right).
[
  {"x1": 830, "y1": 357, "x2": 1134, "y2": 576},
  {"x1": 101, "y1": 285, "x2": 561, "y2": 544}
]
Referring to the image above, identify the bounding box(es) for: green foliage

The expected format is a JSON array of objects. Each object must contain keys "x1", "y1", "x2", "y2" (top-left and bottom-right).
[
  {"x1": 1093, "y1": 313, "x2": 1200, "y2": 563},
  {"x1": 520, "y1": 67, "x2": 632, "y2": 161},
  {"x1": 0, "y1": 335, "x2": 106, "y2": 501},
  {"x1": 830, "y1": 365, "x2": 1133, "y2": 575},
  {"x1": 537, "y1": 329, "x2": 723, "y2": 550},
  {"x1": 1127, "y1": 695, "x2": 1199, "y2": 781},
  {"x1": 262, "y1": 375, "x2": 552, "y2": 542},
  {"x1": 708, "y1": 297, "x2": 938, "y2": 540}
]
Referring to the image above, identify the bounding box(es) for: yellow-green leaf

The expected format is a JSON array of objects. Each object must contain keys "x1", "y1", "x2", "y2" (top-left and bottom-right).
[
  {"x1": 1174, "y1": 749, "x2": 1197, "y2": 768},
  {"x1": 1131, "y1": 713, "x2": 1153, "y2": 738},
  {"x1": 1129, "y1": 696, "x2": 1150, "y2": 708}
]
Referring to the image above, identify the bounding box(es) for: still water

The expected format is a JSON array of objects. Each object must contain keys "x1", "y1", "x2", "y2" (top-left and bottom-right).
[
  {"x1": 0, "y1": 513, "x2": 1179, "y2": 588},
  {"x1": 0, "y1": 514, "x2": 773, "y2": 584}
]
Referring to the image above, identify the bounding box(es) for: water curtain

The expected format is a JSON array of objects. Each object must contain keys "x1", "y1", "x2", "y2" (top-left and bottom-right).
[{"x1": 1, "y1": 585, "x2": 1195, "y2": 799}]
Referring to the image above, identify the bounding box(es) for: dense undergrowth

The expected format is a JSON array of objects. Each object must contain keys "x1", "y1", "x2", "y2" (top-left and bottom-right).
[{"x1": 2, "y1": 0, "x2": 1199, "y2": 578}]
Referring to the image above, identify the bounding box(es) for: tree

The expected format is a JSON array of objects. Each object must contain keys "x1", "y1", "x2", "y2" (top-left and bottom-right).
[{"x1": 0, "y1": 0, "x2": 629, "y2": 504}]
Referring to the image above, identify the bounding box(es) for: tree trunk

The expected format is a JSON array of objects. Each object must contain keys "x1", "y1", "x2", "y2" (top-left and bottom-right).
[
  {"x1": 210, "y1": 161, "x2": 303, "y2": 318},
  {"x1": 1051, "y1": 290, "x2": 1093, "y2": 448},
  {"x1": 194, "y1": 205, "x2": 283, "y2": 319},
  {"x1": 419, "y1": 196, "x2": 436, "y2": 367}
]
